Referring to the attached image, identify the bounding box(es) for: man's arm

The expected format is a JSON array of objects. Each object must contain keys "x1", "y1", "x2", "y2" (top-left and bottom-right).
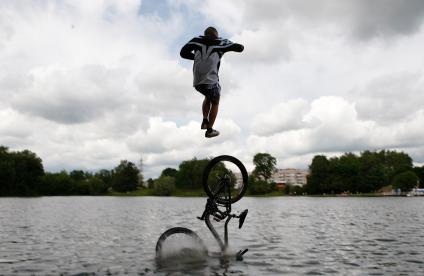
[
  {"x1": 216, "y1": 39, "x2": 244, "y2": 54},
  {"x1": 224, "y1": 43, "x2": 244, "y2": 53},
  {"x1": 180, "y1": 40, "x2": 199, "y2": 60}
]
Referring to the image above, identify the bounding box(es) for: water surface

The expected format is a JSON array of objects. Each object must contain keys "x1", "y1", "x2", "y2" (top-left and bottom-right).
[{"x1": 1, "y1": 197, "x2": 423, "y2": 275}]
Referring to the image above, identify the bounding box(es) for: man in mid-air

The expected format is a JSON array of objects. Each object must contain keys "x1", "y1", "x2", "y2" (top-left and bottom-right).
[{"x1": 180, "y1": 27, "x2": 244, "y2": 138}]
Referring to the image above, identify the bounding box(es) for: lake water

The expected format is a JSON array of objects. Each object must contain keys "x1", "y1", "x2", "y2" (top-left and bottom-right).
[{"x1": 0, "y1": 196, "x2": 423, "y2": 275}]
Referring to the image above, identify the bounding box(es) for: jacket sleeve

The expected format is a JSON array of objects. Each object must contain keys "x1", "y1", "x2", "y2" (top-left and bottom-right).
[
  {"x1": 180, "y1": 40, "x2": 196, "y2": 60},
  {"x1": 220, "y1": 40, "x2": 244, "y2": 53},
  {"x1": 224, "y1": 43, "x2": 244, "y2": 53}
]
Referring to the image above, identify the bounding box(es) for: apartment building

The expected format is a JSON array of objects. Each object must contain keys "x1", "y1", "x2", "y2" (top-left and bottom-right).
[
  {"x1": 234, "y1": 168, "x2": 309, "y2": 188},
  {"x1": 270, "y1": 168, "x2": 309, "y2": 187}
]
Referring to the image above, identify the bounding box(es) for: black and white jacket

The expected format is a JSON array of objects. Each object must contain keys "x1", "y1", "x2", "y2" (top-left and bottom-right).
[{"x1": 180, "y1": 36, "x2": 244, "y2": 86}]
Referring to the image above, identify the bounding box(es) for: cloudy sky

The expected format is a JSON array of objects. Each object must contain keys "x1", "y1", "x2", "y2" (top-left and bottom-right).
[{"x1": 1, "y1": 0, "x2": 424, "y2": 178}]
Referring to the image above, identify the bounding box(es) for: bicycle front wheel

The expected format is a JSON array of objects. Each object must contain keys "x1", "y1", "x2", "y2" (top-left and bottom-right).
[{"x1": 202, "y1": 155, "x2": 248, "y2": 204}]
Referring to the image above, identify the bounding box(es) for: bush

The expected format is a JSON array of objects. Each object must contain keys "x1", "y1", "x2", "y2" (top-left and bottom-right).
[
  {"x1": 88, "y1": 177, "x2": 107, "y2": 195},
  {"x1": 72, "y1": 181, "x2": 90, "y2": 195},
  {"x1": 147, "y1": 178, "x2": 154, "y2": 189},
  {"x1": 153, "y1": 176, "x2": 176, "y2": 196},
  {"x1": 40, "y1": 172, "x2": 73, "y2": 195},
  {"x1": 112, "y1": 160, "x2": 139, "y2": 192},
  {"x1": 248, "y1": 176, "x2": 274, "y2": 195},
  {"x1": 392, "y1": 171, "x2": 419, "y2": 192},
  {"x1": 284, "y1": 185, "x2": 304, "y2": 195}
]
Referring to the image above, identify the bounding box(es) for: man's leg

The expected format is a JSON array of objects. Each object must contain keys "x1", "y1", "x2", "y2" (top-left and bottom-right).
[
  {"x1": 208, "y1": 99, "x2": 220, "y2": 128},
  {"x1": 202, "y1": 97, "x2": 211, "y2": 120},
  {"x1": 204, "y1": 84, "x2": 221, "y2": 138}
]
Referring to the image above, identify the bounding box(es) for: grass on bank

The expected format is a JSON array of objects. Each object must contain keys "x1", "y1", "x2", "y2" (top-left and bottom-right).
[
  {"x1": 107, "y1": 188, "x2": 289, "y2": 197},
  {"x1": 107, "y1": 188, "x2": 207, "y2": 197},
  {"x1": 106, "y1": 188, "x2": 395, "y2": 197}
]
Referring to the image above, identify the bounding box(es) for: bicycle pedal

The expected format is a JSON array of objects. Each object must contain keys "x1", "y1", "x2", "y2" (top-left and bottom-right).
[{"x1": 238, "y1": 209, "x2": 248, "y2": 229}]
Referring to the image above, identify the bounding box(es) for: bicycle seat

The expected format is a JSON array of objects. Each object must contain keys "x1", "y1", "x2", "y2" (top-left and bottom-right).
[{"x1": 238, "y1": 209, "x2": 248, "y2": 229}]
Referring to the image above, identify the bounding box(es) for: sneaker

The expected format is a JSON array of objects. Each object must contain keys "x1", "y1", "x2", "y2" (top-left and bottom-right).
[
  {"x1": 205, "y1": 129, "x2": 220, "y2": 138},
  {"x1": 201, "y1": 119, "x2": 209, "y2": 129}
]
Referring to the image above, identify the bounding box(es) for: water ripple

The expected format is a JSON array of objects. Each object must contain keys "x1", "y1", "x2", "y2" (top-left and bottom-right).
[{"x1": 0, "y1": 197, "x2": 423, "y2": 275}]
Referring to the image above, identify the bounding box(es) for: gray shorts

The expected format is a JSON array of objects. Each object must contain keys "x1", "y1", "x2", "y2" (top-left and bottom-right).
[{"x1": 195, "y1": 83, "x2": 221, "y2": 104}]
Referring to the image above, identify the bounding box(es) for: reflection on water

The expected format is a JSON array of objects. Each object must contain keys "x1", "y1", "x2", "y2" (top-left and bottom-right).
[{"x1": 1, "y1": 197, "x2": 424, "y2": 275}]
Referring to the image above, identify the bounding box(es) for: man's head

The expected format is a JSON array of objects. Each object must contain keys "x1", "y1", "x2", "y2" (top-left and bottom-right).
[{"x1": 204, "y1": 26, "x2": 218, "y2": 39}]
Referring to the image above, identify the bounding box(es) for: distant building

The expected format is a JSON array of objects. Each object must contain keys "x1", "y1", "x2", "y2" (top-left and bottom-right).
[
  {"x1": 270, "y1": 168, "x2": 309, "y2": 187},
  {"x1": 234, "y1": 168, "x2": 309, "y2": 188}
]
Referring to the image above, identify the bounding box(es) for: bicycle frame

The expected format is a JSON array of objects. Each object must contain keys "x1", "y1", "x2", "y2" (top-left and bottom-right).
[
  {"x1": 156, "y1": 156, "x2": 248, "y2": 261},
  {"x1": 198, "y1": 177, "x2": 248, "y2": 259}
]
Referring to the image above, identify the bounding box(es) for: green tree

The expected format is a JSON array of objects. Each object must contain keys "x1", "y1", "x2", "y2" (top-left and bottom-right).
[
  {"x1": 327, "y1": 153, "x2": 360, "y2": 193},
  {"x1": 95, "y1": 169, "x2": 113, "y2": 189},
  {"x1": 175, "y1": 158, "x2": 209, "y2": 189},
  {"x1": 358, "y1": 151, "x2": 386, "y2": 192},
  {"x1": 305, "y1": 155, "x2": 330, "y2": 194},
  {"x1": 252, "y1": 153, "x2": 277, "y2": 181},
  {"x1": 284, "y1": 184, "x2": 304, "y2": 195},
  {"x1": 338, "y1": 153, "x2": 361, "y2": 192},
  {"x1": 0, "y1": 146, "x2": 15, "y2": 196},
  {"x1": 70, "y1": 170, "x2": 88, "y2": 182},
  {"x1": 88, "y1": 177, "x2": 107, "y2": 195},
  {"x1": 378, "y1": 150, "x2": 413, "y2": 182},
  {"x1": 249, "y1": 153, "x2": 277, "y2": 195},
  {"x1": 0, "y1": 147, "x2": 45, "y2": 196},
  {"x1": 147, "y1": 178, "x2": 155, "y2": 189},
  {"x1": 112, "y1": 160, "x2": 140, "y2": 192},
  {"x1": 153, "y1": 176, "x2": 176, "y2": 196},
  {"x1": 413, "y1": 166, "x2": 424, "y2": 187},
  {"x1": 305, "y1": 150, "x2": 415, "y2": 194},
  {"x1": 40, "y1": 171, "x2": 74, "y2": 195},
  {"x1": 72, "y1": 180, "x2": 90, "y2": 195},
  {"x1": 248, "y1": 175, "x2": 274, "y2": 195},
  {"x1": 392, "y1": 171, "x2": 419, "y2": 192},
  {"x1": 14, "y1": 150, "x2": 45, "y2": 195},
  {"x1": 161, "y1": 168, "x2": 178, "y2": 178}
]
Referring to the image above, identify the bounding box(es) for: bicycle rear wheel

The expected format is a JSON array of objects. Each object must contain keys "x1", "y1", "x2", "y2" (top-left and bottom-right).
[
  {"x1": 202, "y1": 155, "x2": 248, "y2": 204},
  {"x1": 155, "y1": 227, "x2": 208, "y2": 260}
]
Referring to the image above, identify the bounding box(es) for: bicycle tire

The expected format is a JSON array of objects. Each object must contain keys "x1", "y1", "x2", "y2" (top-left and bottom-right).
[
  {"x1": 155, "y1": 227, "x2": 207, "y2": 259},
  {"x1": 202, "y1": 155, "x2": 248, "y2": 204}
]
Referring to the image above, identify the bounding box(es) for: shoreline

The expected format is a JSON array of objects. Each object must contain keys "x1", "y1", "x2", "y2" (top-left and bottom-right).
[{"x1": 1, "y1": 190, "x2": 418, "y2": 198}]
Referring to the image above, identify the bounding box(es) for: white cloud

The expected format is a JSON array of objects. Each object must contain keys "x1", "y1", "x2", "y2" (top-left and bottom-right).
[
  {"x1": 247, "y1": 97, "x2": 372, "y2": 156},
  {"x1": 0, "y1": 108, "x2": 33, "y2": 147},
  {"x1": 199, "y1": 0, "x2": 424, "y2": 40},
  {"x1": 229, "y1": 28, "x2": 292, "y2": 65},
  {"x1": 251, "y1": 99, "x2": 309, "y2": 136},
  {"x1": 10, "y1": 65, "x2": 130, "y2": 124},
  {"x1": 352, "y1": 73, "x2": 424, "y2": 123},
  {"x1": 127, "y1": 117, "x2": 242, "y2": 155},
  {"x1": 126, "y1": 117, "x2": 243, "y2": 176},
  {"x1": 247, "y1": 96, "x2": 424, "y2": 167},
  {"x1": 1, "y1": 0, "x2": 424, "y2": 178}
]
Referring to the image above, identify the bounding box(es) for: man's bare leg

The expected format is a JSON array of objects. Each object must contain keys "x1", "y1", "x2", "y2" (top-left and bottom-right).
[
  {"x1": 205, "y1": 100, "x2": 220, "y2": 138},
  {"x1": 202, "y1": 95, "x2": 220, "y2": 138},
  {"x1": 202, "y1": 97, "x2": 211, "y2": 120},
  {"x1": 208, "y1": 100, "x2": 219, "y2": 128}
]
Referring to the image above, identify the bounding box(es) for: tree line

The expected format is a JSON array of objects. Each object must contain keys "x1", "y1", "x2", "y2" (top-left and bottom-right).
[
  {"x1": 305, "y1": 150, "x2": 424, "y2": 194},
  {"x1": 0, "y1": 146, "x2": 142, "y2": 196},
  {"x1": 0, "y1": 145, "x2": 279, "y2": 196},
  {"x1": 1, "y1": 145, "x2": 423, "y2": 197},
  {"x1": 148, "y1": 152, "x2": 279, "y2": 196}
]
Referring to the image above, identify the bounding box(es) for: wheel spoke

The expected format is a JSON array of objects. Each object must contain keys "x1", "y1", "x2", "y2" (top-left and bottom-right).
[{"x1": 203, "y1": 155, "x2": 248, "y2": 204}]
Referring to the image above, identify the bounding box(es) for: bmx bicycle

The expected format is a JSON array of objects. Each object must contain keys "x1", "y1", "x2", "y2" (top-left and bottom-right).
[{"x1": 155, "y1": 155, "x2": 249, "y2": 262}]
